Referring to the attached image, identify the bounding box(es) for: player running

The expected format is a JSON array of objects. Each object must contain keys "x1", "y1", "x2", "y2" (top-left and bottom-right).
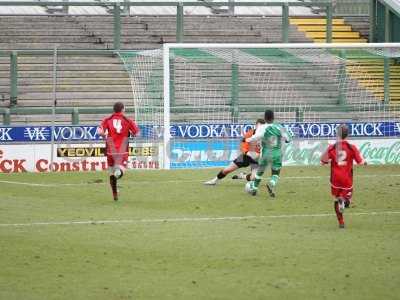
[
  {"x1": 246, "y1": 110, "x2": 292, "y2": 197},
  {"x1": 321, "y1": 124, "x2": 366, "y2": 229},
  {"x1": 98, "y1": 102, "x2": 139, "y2": 201},
  {"x1": 204, "y1": 119, "x2": 265, "y2": 185}
]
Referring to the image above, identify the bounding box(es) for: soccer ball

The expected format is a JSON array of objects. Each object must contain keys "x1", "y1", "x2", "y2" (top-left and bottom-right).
[
  {"x1": 113, "y1": 168, "x2": 123, "y2": 179},
  {"x1": 245, "y1": 181, "x2": 257, "y2": 196}
]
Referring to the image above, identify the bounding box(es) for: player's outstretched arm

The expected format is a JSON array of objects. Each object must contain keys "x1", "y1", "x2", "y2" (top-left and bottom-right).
[
  {"x1": 245, "y1": 124, "x2": 265, "y2": 143},
  {"x1": 98, "y1": 118, "x2": 109, "y2": 138},
  {"x1": 281, "y1": 126, "x2": 293, "y2": 144}
]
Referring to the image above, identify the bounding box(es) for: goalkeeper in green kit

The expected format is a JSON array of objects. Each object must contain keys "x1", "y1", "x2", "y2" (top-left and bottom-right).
[{"x1": 245, "y1": 110, "x2": 292, "y2": 197}]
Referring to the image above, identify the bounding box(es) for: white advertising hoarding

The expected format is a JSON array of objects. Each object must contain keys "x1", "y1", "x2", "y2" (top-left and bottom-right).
[
  {"x1": 0, "y1": 139, "x2": 399, "y2": 173},
  {"x1": 0, "y1": 143, "x2": 162, "y2": 173}
]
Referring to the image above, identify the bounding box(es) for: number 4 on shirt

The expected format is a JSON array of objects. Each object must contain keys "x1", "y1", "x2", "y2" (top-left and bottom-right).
[{"x1": 113, "y1": 119, "x2": 123, "y2": 134}]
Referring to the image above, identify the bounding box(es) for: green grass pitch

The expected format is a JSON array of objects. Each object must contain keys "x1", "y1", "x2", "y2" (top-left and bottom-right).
[{"x1": 0, "y1": 165, "x2": 399, "y2": 300}]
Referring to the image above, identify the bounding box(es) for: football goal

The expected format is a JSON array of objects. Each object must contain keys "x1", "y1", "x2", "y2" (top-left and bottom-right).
[{"x1": 118, "y1": 43, "x2": 400, "y2": 169}]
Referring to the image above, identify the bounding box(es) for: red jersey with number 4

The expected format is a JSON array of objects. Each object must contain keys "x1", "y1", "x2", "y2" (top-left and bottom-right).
[
  {"x1": 99, "y1": 112, "x2": 139, "y2": 155},
  {"x1": 321, "y1": 140, "x2": 365, "y2": 189}
]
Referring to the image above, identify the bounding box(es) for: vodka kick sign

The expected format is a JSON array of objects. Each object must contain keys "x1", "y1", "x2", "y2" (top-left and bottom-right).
[{"x1": 0, "y1": 122, "x2": 399, "y2": 142}]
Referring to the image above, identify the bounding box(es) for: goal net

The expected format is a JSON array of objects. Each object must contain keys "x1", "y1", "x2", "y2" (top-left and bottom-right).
[
  {"x1": 119, "y1": 43, "x2": 400, "y2": 169},
  {"x1": 118, "y1": 49, "x2": 165, "y2": 169}
]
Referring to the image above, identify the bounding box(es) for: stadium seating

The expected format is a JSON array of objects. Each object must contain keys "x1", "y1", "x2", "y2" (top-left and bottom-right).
[
  {"x1": 342, "y1": 16, "x2": 370, "y2": 40},
  {"x1": 0, "y1": 54, "x2": 133, "y2": 124},
  {"x1": 346, "y1": 60, "x2": 400, "y2": 102},
  {"x1": 0, "y1": 15, "x2": 312, "y2": 50},
  {"x1": 0, "y1": 14, "x2": 312, "y2": 124},
  {"x1": 289, "y1": 17, "x2": 368, "y2": 43},
  {"x1": 0, "y1": 9, "x2": 398, "y2": 125},
  {"x1": 290, "y1": 17, "x2": 400, "y2": 103}
]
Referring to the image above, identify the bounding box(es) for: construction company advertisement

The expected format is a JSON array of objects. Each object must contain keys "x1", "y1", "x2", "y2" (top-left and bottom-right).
[
  {"x1": 0, "y1": 121, "x2": 399, "y2": 172},
  {"x1": 0, "y1": 143, "x2": 160, "y2": 173}
]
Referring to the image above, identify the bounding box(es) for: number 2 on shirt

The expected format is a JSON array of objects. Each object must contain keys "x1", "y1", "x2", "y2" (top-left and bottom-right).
[{"x1": 113, "y1": 119, "x2": 123, "y2": 134}]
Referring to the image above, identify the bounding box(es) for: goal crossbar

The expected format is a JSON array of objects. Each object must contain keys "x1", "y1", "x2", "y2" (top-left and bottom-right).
[{"x1": 163, "y1": 43, "x2": 400, "y2": 50}]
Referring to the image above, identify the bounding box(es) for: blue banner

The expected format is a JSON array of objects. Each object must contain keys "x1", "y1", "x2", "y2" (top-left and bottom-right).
[
  {"x1": 0, "y1": 125, "x2": 160, "y2": 143},
  {"x1": 0, "y1": 122, "x2": 399, "y2": 143},
  {"x1": 170, "y1": 122, "x2": 400, "y2": 139},
  {"x1": 171, "y1": 140, "x2": 238, "y2": 169}
]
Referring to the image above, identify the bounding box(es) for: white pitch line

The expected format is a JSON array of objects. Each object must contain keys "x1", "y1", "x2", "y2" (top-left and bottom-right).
[
  {"x1": 0, "y1": 174, "x2": 400, "y2": 187},
  {"x1": 0, "y1": 180, "x2": 88, "y2": 187},
  {"x1": 0, "y1": 211, "x2": 399, "y2": 227}
]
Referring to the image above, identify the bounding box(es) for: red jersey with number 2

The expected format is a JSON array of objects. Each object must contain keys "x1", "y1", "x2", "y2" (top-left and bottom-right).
[
  {"x1": 321, "y1": 140, "x2": 365, "y2": 189},
  {"x1": 100, "y1": 112, "x2": 139, "y2": 155}
]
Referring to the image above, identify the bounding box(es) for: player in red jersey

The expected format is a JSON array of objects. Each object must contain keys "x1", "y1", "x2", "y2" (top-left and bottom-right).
[
  {"x1": 98, "y1": 102, "x2": 139, "y2": 201},
  {"x1": 321, "y1": 124, "x2": 366, "y2": 228}
]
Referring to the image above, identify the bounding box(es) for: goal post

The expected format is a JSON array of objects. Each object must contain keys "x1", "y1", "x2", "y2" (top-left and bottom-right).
[
  {"x1": 120, "y1": 43, "x2": 400, "y2": 169},
  {"x1": 163, "y1": 45, "x2": 171, "y2": 170}
]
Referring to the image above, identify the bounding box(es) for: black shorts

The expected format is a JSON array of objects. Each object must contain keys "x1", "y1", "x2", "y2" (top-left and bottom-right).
[{"x1": 233, "y1": 153, "x2": 258, "y2": 168}]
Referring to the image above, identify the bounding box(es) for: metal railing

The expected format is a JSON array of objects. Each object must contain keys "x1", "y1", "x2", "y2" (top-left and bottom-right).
[
  {"x1": 0, "y1": 0, "x2": 336, "y2": 120},
  {"x1": 0, "y1": 44, "x2": 397, "y2": 125},
  {"x1": 1, "y1": 49, "x2": 123, "y2": 109},
  {"x1": 306, "y1": 0, "x2": 370, "y2": 15},
  {"x1": 1, "y1": 1, "x2": 399, "y2": 44},
  {"x1": 0, "y1": 1, "x2": 335, "y2": 47},
  {"x1": 372, "y1": 0, "x2": 400, "y2": 42}
]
